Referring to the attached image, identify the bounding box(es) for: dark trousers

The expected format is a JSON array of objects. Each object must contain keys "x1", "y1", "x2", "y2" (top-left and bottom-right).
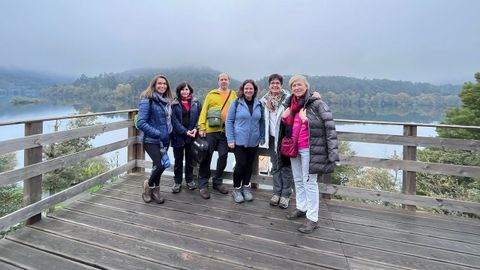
[
  {"x1": 269, "y1": 135, "x2": 293, "y2": 197},
  {"x1": 173, "y1": 143, "x2": 193, "y2": 184},
  {"x1": 144, "y1": 143, "x2": 168, "y2": 186},
  {"x1": 198, "y1": 132, "x2": 228, "y2": 189},
  {"x1": 233, "y1": 145, "x2": 258, "y2": 188}
]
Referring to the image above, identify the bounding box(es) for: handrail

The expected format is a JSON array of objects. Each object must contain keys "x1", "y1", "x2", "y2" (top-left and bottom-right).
[{"x1": 1, "y1": 109, "x2": 479, "y2": 233}]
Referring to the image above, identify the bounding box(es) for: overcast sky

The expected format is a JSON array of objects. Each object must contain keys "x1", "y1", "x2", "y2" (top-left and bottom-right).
[{"x1": 1, "y1": 0, "x2": 479, "y2": 84}]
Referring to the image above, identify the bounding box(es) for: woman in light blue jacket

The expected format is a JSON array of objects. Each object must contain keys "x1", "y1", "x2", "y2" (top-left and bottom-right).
[{"x1": 226, "y1": 79, "x2": 265, "y2": 203}]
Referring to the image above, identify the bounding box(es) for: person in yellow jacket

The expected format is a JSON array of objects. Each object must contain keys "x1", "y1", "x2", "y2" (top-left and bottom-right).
[{"x1": 197, "y1": 72, "x2": 237, "y2": 199}]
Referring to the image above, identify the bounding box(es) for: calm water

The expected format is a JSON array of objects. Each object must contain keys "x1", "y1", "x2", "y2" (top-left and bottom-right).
[{"x1": 0, "y1": 99, "x2": 446, "y2": 172}]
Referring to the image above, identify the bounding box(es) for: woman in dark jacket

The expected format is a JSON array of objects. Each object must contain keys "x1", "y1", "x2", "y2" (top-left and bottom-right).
[
  {"x1": 280, "y1": 75, "x2": 339, "y2": 234},
  {"x1": 137, "y1": 74, "x2": 174, "y2": 204},
  {"x1": 171, "y1": 81, "x2": 202, "y2": 193}
]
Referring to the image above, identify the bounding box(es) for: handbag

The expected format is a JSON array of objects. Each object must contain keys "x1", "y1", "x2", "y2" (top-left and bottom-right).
[
  {"x1": 280, "y1": 122, "x2": 302, "y2": 158},
  {"x1": 191, "y1": 135, "x2": 210, "y2": 163},
  {"x1": 207, "y1": 90, "x2": 232, "y2": 127}
]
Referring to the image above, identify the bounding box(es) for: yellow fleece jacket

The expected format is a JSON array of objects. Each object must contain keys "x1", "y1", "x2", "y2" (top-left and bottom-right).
[{"x1": 198, "y1": 89, "x2": 237, "y2": 133}]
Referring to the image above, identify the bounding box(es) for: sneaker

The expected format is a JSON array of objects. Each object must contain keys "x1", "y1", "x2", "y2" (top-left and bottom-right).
[
  {"x1": 199, "y1": 188, "x2": 210, "y2": 199},
  {"x1": 172, "y1": 183, "x2": 182, "y2": 193},
  {"x1": 186, "y1": 181, "x2": 196, "y2": 190},
  {"x1": 279, "y1": 197, "x2": 290, "y2": 209},
  {"x1": 232, "y1": 188, "x2": 244, "y2": 203},
  {"x1": 213, "y1": 184, "x2": 229, "y2": 194},
  {"x1": 297, "y1": 219, "x2": 318, "y2": 234},
  {"x1": 241, "y1": 186, "x2": 253, "y2": 202},
  {"x1": 286, "y1": 208, "x2": 306, "y2": 220},
  {"x1": 269, "y1": 194, "x2": 280, "y2": 206}
]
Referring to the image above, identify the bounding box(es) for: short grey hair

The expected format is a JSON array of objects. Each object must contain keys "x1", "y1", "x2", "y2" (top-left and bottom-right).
[{"x1": 288, "y1": 75, "x2": 310, "y2": 89}]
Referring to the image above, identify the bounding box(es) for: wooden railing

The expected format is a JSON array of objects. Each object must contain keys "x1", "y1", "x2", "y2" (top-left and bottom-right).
[{"x1": 1, "y1": 110, "x2": 479, "y2": 232}]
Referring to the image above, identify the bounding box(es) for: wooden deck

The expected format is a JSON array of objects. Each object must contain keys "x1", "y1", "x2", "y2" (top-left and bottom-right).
[{"x1": 1, "y1": 173, "x2": 479, "y2": 270}]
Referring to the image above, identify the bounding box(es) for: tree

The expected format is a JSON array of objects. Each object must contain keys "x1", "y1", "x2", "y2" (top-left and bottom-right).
[
  {"x1": 0, "y1": 153, "x2": 22, "y2": 218},
  {"x1": 437, "y1": 72, "x2": 480, "y2": 140},
  {"x1": 43, "y1": 116, "x2": 109, "y2": 194}
]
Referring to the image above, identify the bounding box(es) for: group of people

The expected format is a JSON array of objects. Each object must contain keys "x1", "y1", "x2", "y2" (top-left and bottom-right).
[{"x1": 136, "y1": 72, "x2": 339, "y2": 234}]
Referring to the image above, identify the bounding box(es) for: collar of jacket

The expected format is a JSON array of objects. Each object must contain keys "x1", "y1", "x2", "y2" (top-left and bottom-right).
[
  {"x1": 210, "y1": 88, "x2": 233, "y2": 95},
  {"x1": 260, "y1": 88, "x2": 289, "y2": 103}
]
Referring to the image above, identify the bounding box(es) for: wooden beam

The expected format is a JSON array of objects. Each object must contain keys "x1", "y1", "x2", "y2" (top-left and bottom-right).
[
  {"x1": 0, "y1": 120, "x2": 133, "y2": 155},
  {"x1": 0, "y1": 161, "x2": 135, "y2": 232},
  {"x1": 402, "y1": 125, "x2": 417, "y2": 211},
  {"x1": 23, "y1": 121, "x2": 43, "y2": 225},
  {"x1": 0, "y1": 137, "x2": 138, "y2": 187}
]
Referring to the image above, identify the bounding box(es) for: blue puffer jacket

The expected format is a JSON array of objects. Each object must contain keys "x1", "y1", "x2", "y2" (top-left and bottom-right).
[
  {"x1": 171, "y1": 98, "x2": 202, "y2": 147},
  {"x1": 226, "y1": 97, "x2": 265, "y2": 147},
  {"x1": 137, "y1": 93, "x2": 171, "y2": 145}
]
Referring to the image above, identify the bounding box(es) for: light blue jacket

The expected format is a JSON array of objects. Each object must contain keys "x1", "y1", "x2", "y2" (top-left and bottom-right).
[{"x1": 226, "y1": 97, "x2": 265, "y2": 147}]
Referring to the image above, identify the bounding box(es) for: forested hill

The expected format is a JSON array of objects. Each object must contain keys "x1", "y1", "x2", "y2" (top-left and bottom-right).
[
  {"x1": 0, "y1": 67, "x2": 73, "y2": 96},
  {"x1": 42, "y1": 66, "x2": 462, "y2": 110}
]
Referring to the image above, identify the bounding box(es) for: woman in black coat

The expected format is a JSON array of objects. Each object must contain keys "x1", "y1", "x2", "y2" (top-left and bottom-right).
[{"x1": 171, "y1": 82, "x2": 202, "y2": 193}]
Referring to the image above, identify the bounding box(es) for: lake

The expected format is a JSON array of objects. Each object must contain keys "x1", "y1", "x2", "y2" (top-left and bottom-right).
[{"x1": 0, "y1": 98, "x2": 446, "y2": 174}]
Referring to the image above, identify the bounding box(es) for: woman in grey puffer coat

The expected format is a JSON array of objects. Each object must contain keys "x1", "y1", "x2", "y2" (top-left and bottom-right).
[{"x1": 280, "y1": 75, "x2": 339, "y2": 234}]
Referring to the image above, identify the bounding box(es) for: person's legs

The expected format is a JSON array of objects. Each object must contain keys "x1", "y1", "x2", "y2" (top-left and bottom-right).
[
  {"x1": 198, "y1": 133, "x2": 217, "y2": 189},
  {"x1": 299, "y1": 149, "x2": 319, "y2": 223},
  {"x1": 233, "y1": 146, "x2": 247, "y2": 188},
  {"x1": 269, "y1": 136, "x2": 282, "y2": 196},
  {"x1": 242, "y1": 146, "x2": 258, "y2": 187},
  {"x1": 289, "y1": 154, "x2": 306, "y2": 213},
  {"x1": 184, "y1": 142, "x2": 194, "y2": 183},
  {"x1": 144, "y1": 143, "x2": 167, "y2": 203},
  {"x1": 213, "y1": 132, "x2": 228, "y2": 187},
  {"x1": 173, "y1": 146, "x2": 184, "y2": 185}
]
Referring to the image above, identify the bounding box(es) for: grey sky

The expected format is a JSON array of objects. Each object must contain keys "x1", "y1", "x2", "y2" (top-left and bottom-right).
[{"x1": 1, "y1": 0, "x2": 479, "y2": 84}]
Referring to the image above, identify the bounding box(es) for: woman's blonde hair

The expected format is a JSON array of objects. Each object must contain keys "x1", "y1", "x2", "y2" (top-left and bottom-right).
[
  {"x1": 140, "y1": 74, "x2": 173, "y2": 101},
  {"x1": 288, "y1": 75, "x2": 310, "y2": 90}
]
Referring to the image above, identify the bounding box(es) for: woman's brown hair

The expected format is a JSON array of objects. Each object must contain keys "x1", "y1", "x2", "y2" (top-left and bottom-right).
[{"x1": 140, "y1": 74, "x2": 173, "y2": 101}]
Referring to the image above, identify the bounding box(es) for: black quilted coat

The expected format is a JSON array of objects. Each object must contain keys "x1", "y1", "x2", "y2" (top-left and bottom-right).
[{"x1": 279, "y1": 90, "x2": 339, "y2": 174}]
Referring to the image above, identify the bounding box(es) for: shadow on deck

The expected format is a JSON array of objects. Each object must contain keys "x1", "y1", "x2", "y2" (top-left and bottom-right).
[{"x1": 1, "y1": 173, "x2": 480, "y2": 270}]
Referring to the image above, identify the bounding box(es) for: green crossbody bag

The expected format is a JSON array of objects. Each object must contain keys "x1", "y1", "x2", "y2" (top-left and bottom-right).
[{"x1": 207, "y1": 90, "x2": 231, "y2": 127}]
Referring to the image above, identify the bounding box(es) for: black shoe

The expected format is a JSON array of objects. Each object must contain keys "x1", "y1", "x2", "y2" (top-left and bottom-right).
[
  {"x1": 298, "y1": 219, "x2": 318, "y2": 234},
  {"x1": 286, "y1": 209, "x2": 306, "y2": 220},
  {"x1": 199, "y1": 188, "x2": 210, "y2": 199},
  {"x1": 213, "y1": 184, "x2": 228, "y2": 194},
  {"x1": 186, "y1": 181, "x2": 197, "y2": 190},
  {"x1": 171, "y1": 183, "x2": 182, "y2": 193}
]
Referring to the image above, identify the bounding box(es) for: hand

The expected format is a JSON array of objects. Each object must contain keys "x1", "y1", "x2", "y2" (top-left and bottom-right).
[
  {"x1": 282, "y1": 107, "x2": 291, "y2": 118},
  {"x1": 199, "y1": 131, "x2": 206, "y2": 138},
  {"x1": 190, "y1": 128, "x2": 197, "y2": 137},
  {"x1": 228, "y1": 143, "x2": 235, "y2": 149},
  {"x1": 299, "y1": 108, "x2": 307, "y2": 122},
  {"x1": 312, "y1": 91, "x2": 321, "y2": 99},
  {"x1": 186, "y1": 130, "x2": 194, "y2": 137}
]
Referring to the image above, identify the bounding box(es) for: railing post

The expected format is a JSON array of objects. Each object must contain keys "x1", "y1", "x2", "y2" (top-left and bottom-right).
[
  {"x1": 322, "y1": 174, "x2": 332, "y2": 200},
  {"x1": 24, "y1": 120, "x2": 43, "y2": 225},
  {"x1": 402, "y1": 124, "x2": 417, "y2": 211},
  {"x1": 128, "y1": 111, "x2": 144, "y2": 173},
  {"x1": 251, "y1": 151, "x2": 260, "y2": 189}
]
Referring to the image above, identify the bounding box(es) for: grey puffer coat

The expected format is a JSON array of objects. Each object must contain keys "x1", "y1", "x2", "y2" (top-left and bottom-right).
[{"x1": 281, "y1": 90, "x2": 339, "y2": 174}]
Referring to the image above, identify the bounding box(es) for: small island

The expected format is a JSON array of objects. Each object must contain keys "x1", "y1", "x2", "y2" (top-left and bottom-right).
[{"x1": 10, "y1": 96, "x2": 41, "y2": 105}]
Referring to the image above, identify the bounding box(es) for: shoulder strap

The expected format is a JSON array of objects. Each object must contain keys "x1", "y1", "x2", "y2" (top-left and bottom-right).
[{"x1": 220, "y1": 90, "x2": 232, "y2": 111}]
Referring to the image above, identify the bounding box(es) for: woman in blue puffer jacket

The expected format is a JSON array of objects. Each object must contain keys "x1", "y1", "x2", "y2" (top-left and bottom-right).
[
  {"x1": 226, "y1": 79, "x2": 265, "y2": 203},
  {"x1": 137, "y1": 74, "x2": 173, "y2": 204}
]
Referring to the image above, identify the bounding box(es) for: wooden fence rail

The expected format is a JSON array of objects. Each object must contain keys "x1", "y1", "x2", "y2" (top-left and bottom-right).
[{"x1": 0, "y1": 110, "x2": 479, "y2": 232}]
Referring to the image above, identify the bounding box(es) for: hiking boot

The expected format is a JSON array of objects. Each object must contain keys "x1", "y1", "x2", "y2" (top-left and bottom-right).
[
  {"x1": 213, "y1": 184, "x2": 229, "y2": 194},
  {"x1": 269, "y1": 194, "x2": 280, "y2": 206},
  {"x1": 286, "y1": 208, "x2": 306, "y2": 220},
  {"x1": 298, "y1": 219, "x2": 318, "y2": 234},
  {"x1": 279, "y1": 197, "x2": 290, "y2": 209},
  {"x1": 151, "y1": 186, "x2": 165, "y2": 204},
  {"x1": 199, "y1": 188, "x2": 210, "y2": 199},
  {"x1": 186, "y1": 181, "x2": 197, "y2": 190},
  {"x1": 172, "y1": 183, "x2": 182, "y2": 193},
  {"x1": 142, "y1": 180, "x2": 153, "y2": 203},
  {"x1": 241, "y1": 185, "x2": 253, "y2": 202},
  {"x1": 232, "y1": 188, "x2": 244, "y2": 203}
]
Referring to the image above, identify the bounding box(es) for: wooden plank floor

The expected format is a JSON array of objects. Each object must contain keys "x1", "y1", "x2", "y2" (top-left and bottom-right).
[{"x1": 1, "y1": 172, "x2": 479, "y2": 270}]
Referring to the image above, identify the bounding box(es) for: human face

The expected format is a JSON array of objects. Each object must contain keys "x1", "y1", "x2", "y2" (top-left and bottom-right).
[
  {"x1": 155, "y1": 77, "x2": 168, "y2": 94},
  {"x1": 243, "y1": 83, "x2": 255, "y2": 100},
  {"x1": 291, "y1": 80, "x2": 308, "y2": 97},
  {"x1": 218, "y1": 73, "x2": 230, "y2": 90},
  {"x1": 180, "y1": 86, "x2": 190, "y2": 98},
  {"x1": 269, "y1": 79, "x2": 282, "y2": 95}
]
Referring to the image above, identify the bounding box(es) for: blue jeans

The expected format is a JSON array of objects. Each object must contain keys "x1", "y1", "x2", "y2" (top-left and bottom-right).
[{"x1": 290, "y1": 148, "x2": 319, "y2": 222}]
